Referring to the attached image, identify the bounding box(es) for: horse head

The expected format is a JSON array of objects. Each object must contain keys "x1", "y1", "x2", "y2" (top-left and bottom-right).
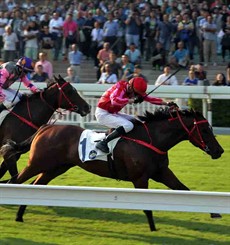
[
  {"x1": 47, "y1": 75, "x2": 91, "y2": 116},
  {"x1": 178, "y1": 109, "x2": 224, "y2": 159}
]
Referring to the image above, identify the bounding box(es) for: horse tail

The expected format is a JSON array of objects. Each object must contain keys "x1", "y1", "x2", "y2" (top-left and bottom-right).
[{"x1": 0, "y1": 133, "x2": 37, "y2": 159}]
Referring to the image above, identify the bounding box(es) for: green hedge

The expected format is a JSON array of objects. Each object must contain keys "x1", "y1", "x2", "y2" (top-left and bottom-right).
[{"x1": 188, "y1": 99, "x2": 230, "y2": 127}]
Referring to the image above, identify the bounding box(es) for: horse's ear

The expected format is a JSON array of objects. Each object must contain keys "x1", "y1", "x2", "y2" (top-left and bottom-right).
[{"x1": 53, "y1": 75, "x2": 57, "y2": 81}]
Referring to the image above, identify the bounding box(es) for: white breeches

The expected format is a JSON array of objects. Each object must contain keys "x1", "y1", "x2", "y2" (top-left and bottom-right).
[
  {"x1": 95, "y1": 107, "x2": 135, "y2": 133},
  {"x1": 2, "y1": 88, "x2": 21, "y2": 108}
]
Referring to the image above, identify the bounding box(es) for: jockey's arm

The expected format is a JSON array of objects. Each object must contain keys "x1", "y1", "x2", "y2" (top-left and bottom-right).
[
  {"x1": 21, "y1": 75, "x2": 39, "y2": 93},
  {"x1": 144, "y1": 95, "x2": 167, "y2": 106}
]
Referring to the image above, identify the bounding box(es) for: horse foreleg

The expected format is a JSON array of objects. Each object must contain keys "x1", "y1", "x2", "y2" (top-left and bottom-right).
[
  {"x1": 16, "y1": 165, "x2": 73, "y2": 222},
  {"x1": 0, "y1": 161, "x2": 7, "y2": 179},
  {"x1": 153, "y1": 167, "x2": 221, "y2": 219},
  {"x1": 4, "y1": 154, "x2": 21, "y2": 182},
  {"x1": 133, "y1": 177, "x2": 157, "y2": 232}
]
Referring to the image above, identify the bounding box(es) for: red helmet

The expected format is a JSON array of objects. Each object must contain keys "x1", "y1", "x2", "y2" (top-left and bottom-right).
[
  {"x1": 129, "y1": 77, "x2": 147, "y2": 96},
  {"x1": 16, "y1": 57, "x2": 35, "y2": 72}
]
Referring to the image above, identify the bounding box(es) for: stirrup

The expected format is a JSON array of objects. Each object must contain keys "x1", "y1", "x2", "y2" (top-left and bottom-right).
[{"x1": 96, "y1": 140, "x2": 110, "y2": 154}]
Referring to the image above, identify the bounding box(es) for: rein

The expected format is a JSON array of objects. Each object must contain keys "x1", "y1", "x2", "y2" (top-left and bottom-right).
[
  {"x1": 174, "y1": 109, "x2": 208, "y2": 151},
  {"x1": 122, "y1": 123, "x2": 167, "y2": 155},
  {"x1": 122, "y1": 108, "x2": 209, "y2": 154},
  {"x1": 8, "y1": 81, "x2": 77, "y2": 130}
]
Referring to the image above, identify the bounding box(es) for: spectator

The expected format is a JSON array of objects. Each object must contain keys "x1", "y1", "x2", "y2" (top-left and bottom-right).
[
  {"x1": 2, "y1": 25, "x2": 18, "y2": 62},
  {"x1": 124, "y1": 43, "x2": 141, "y2": 65},
  {"x1": 194, "y1": 63, "x2": 210, "y2": 86},
  {"x1": 49, "y1": 11, "x2": 63, "y2": 61},
  {"x1": 227, "y1": 62, "x2": 230, "y2": 85},
  {"x1": 63, "y1": 13, "x2": 78, "y2": 61},
  {"x1": 151, "y1": 42, "x2": 166, "y2": 71},
  {"x1": 183, "y1": 70, "x2": 198, "y2": 86},
  {"x1": 212, "y1": 73, "x2": 228, "y2": 86},
  {"x1": 97, "y1": 63, "x2": 118, "y2": 84},
  {"x1": 155, "y1": 65, "x2": 178, "y2": 86},
  {"x1": 201, "y1": 15, "x2": 217, "y2": 66},
  {"x1": 125, "y1": 64, "x2": 149, "y2": 83},
  {"x1": 0, "y1": 11, "x2": 9, "y2": 58},
  {"x1": 156, "y1": 14, "x2": 174, "y2": 59},
  {"x1": 221, "y1": 16, "x2": 230, "y2": 63},
  {"x1": 90, "y1": 20, "x2": 104, "y2": 68},
  {"x1": 169, "y1": 41, "x2": 189, "y2": 68},
  {"x1": 68, "y1": 44, "x2": 83, "y2": 77},
  {"x1": 31, "y1": 64, "x2": 49, "y2": 83},
  {"x1": 96, "y1": 42, "x2": 111, "y2": 80},
  {"x1": 120, "y1": 54, "x2": 134, "y2": 79},
  {"x1": 23, "y1": 20, "x2": 39, "y2": 60},
  {"x1": 103, "y1": 12, "x2": 118, "y2": 53},
  {"x1": 39, "y1": 26, "x2": 54, "y2": 61},
  {"x1": 101, "y1": 52, "x2": 121, "y2": 78},
  {"x1": 35, "y1": 52, "x2": 53, "y2": 79},
  {"x1": 124, "y1": 9, "x2": 141, "y2": 47},
  {"x1": 177, "y1": 13, "x2": 194, "y2": 61},
  {"x1": 64, "y1": 67, "x2": 80, "y2": 83},
  {"x1": 144, "y1": 10, "x2": 158, "y2": 61}
]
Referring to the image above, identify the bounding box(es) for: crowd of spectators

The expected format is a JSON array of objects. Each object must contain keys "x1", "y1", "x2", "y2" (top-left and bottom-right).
[{"x1": 0, "y1": 0, "x2": 229, "y2": 85}]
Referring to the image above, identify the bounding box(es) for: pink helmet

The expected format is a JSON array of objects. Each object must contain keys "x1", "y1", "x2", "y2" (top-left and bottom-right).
[
  {"x1": 129, "y1": 77, "x2": 147, "y2": 96},
  {"x1": 16, "y1": 57, "x2": 35, "y2": 72}
]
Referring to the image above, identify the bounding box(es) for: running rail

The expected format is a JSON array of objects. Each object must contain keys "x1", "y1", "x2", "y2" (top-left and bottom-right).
[{"x1": 0, "y1": 184, "x2": 229, "y2": 214}]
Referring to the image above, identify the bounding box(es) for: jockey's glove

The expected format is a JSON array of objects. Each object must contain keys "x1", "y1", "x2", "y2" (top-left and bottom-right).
[
  {"x1": 167, "y1": 101, "x2": 179, "y2": 108},
  {"x1": 134, "y1": 96, "x2": 144, "y2": 104}
]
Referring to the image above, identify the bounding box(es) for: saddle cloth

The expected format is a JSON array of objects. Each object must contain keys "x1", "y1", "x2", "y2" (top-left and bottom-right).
[
  {"x1": 78, "y1": 129, "x2": 120, "y2": 162},
  {"x1": 0, "y1": 110, "x2": 10, "y2": 125}
]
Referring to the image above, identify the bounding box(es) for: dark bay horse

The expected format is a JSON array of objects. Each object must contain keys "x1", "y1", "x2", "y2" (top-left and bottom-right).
[
  {"x1": 0, "y1": 108, "x2": 224, "y2": 231},
  {"x1": 0, "y1": 75, "x2": 90, "y2": 181}
]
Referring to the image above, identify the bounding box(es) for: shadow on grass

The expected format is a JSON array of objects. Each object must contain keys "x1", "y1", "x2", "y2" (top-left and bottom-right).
[{"x1": 0, "y1": 238, "x2": 56, "y2": 245}]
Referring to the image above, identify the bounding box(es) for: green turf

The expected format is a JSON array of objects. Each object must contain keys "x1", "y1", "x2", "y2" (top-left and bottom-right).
[{"x1": 0, "y1": 135, "x2": 229, "y2": 245}]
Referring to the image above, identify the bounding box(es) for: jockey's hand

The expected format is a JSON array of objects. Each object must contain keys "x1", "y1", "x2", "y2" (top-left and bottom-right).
[
  {"x1": 167, "y1": 101, "x2": 179, "y2": 108},
  {"x1": 128, "y1": 98, "x2": 135, "y2": 104},
  {"x1": 134, "y1": 96, "x2": 144, "y2": 104}
]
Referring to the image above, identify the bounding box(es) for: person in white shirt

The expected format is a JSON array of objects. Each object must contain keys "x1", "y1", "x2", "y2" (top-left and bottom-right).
[
  {"x1": 49, "y1": 12, "x2": 63, "y2": 61},
  {"x1": 0, "y1": 11, "x2": 9, "y2": 58},
  {"x1": 155, "y1": 65, "x2": 178, "y2": 85},
  {"x1": 97, "y1": 63, "x2": 118, "y2": 84}
]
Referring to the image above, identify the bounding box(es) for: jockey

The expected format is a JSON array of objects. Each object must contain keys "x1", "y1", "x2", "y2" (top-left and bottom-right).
[
  {"x1": 0, "y1": 57, "x2": 40, "y2": 113},
  {"x1": 95, "y1": 77, "x2": 168, "y2": 153}
]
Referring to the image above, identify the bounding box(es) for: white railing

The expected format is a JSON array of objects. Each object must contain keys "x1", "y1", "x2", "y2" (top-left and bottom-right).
[
  {"x1": 11, "y1": 83, "x2": 230, "y2": 129},
  {"x1": 0, "y1": 184, "x2": 229, "y2": 214}
]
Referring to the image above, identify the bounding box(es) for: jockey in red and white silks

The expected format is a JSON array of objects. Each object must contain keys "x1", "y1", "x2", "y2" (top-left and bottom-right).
[
  {"x1": 0, "y1": 57, "x2": 39, "y2": 111},
  {"x1": 95, "y1": 77, "x2": 167, "y2": 153}
]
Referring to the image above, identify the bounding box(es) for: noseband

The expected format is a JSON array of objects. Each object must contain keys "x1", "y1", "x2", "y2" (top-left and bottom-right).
[
  {"x1": 172, "y1": 109, "x2": 209, "y2": 152},
  {"x1": 40, "y1": 82, "x2": 78, "y2": 112}
]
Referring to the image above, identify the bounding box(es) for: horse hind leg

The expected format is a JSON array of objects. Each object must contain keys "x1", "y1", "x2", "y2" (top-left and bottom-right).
[
  {"x1": 133, "y1": 177, "x2": 157, "y2": 232},
  {"x1": 153, "y1": 167, "x2": 221, "y2": 219},
  {"x1": 16, "y1": 165, "x2": 73, "y2": 222}
]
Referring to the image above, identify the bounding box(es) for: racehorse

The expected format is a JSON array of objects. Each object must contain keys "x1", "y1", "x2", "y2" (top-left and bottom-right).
[
  {"x1": 0, "y1": 75, "x2": 90, "y2": 181},
  {"x1": 0, "y1": 107, "x2": 224, "y2": 231}
]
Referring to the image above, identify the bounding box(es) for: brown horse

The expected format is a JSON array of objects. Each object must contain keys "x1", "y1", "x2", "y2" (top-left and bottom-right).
[
  {"x1": 0, "y1": 75, "x2": 90, "y2": 181},
  {"x1": 0, "y1": 108, "x2": 224, "y2": 231}
]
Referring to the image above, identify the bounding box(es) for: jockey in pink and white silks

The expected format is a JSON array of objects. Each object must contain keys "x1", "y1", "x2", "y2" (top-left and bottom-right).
[
  {"x1": 0, "y1": 57, "x2": 40, "y2": 113},
  {"x1": 95, "y1": 77, "x2": 168, "y2": 154}
]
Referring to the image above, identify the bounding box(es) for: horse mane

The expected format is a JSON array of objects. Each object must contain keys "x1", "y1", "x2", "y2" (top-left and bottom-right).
[{"x1": 136, "y1": 107, "x2": 198, "y2": 123}]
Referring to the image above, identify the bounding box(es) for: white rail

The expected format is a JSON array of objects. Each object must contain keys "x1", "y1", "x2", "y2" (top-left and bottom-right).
[
  {"x1": 11, "y1": 83, "x2": 230, "y2": 129},
  {"x1": 0, "y1": 184, "x2": 229, "y2": 214}
]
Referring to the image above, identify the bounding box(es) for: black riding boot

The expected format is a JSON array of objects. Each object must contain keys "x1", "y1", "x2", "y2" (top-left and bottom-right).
[
  {"x1": 0, "y1": 104, "x2": 6, "y2": 113},
  {"x1": 96, "y1": 126, "x2": 126, "y2": 153}
]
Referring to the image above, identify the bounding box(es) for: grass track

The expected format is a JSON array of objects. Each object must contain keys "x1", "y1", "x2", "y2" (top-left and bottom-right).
[{"x1": 0, "y1": 135, "x2": 229, "y2": 245}]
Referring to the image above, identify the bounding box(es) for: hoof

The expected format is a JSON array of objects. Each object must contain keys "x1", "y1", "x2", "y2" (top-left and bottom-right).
[
  {"x1": 15, "y1": 217, "x2": 24, "y2": 222},
  {"x1": 150, "y1": 227, "x2": 157, "y2": 232},
  {"x1": 211, "y1": 213, "x2": 222, "y2": 219}
]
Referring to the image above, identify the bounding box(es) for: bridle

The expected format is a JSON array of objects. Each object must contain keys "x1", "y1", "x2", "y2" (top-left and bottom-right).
[
  {"x1": 122, "y1": 108, "x2": 209, "y2": 154},
  {"x1": 40, "y1": 81, "x2": 79, "y2": 112},
  {"x1": 169, "y1": 109, "x2": 209, "y2": 152},
  {"x1": 8, "y1": 81, "x2": 79, "y2": 130}
]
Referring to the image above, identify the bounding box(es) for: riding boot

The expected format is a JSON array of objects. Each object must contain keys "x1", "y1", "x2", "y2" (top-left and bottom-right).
[
  {"x1": 0, "y1": 104, "x2": 6, "y2": 113},
  {"x1": 96, "y1": 126, "x2": 126, "y2": 154}
]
